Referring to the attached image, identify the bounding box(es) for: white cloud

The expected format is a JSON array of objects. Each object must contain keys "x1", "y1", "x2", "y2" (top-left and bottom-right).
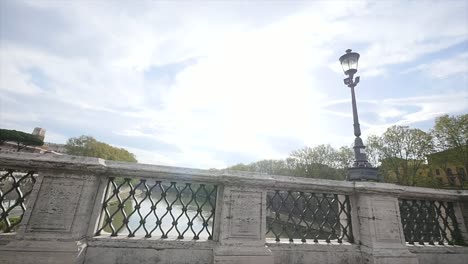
[
  {"x1": 1, "y1": 0, "x2": 468, "y2": 168},
  {"x1": 405, "y1": 52, "x2": 468, "y2": 79},
  {"x1": 365, "y1": 93, "x2": 468, "y2": 136},
  {"x1": 0, "y1": 64, "x2": 43, "y2": 95},
  {"x1": 328, "y1": 0, "x2": 468, "y2": 77}
]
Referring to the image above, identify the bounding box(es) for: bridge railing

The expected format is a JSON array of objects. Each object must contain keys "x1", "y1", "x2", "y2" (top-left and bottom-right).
[
  {"x1": 0, "y1": 152, "x2": 467, "y2": 264},
  {"x1": 94, "y1": 176, "x2": 218, "y2": 240},
  {"x1": 265, "y1": 190, "x2": 353, "y2": 243},
  {"x1": 0, "y1": 169, "x2": 37, "y2": 233}
]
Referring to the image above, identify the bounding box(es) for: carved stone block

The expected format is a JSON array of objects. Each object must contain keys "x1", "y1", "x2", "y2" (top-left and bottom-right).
[
  {"x1": 228, "y1": 190, "x2": 262, "y2": 239},
  {"x1": 371, "y1": 198, "x2": 403, "y2": 243},
  {"x1": 27, "y1": 177, "x2": 84, "y2": 233}
]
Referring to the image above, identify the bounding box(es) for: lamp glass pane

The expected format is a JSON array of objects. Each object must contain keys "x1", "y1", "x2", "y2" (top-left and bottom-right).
[
  {"x1": 339, "y1": 51, "x2": 360, "y2": 74},
  {"x1": 341, "y1": 59, "x2": 350, "y2": 72},
  {"x1": 349, "y1": 57, "x2": 358, "y2": 71}
]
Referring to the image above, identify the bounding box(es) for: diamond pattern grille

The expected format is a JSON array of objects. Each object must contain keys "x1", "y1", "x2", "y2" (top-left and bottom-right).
[
  {"x1": 95, "y1": 177, "x2": 217, "y2": 240},
  {"x1": 0, "y1": 169, "x2": 37, "y2": 233},
  {"x1": 266, "y1": 190, "x2": 353, "y2": 243},
  {"x1": 399, "y1": 199, "x2": 464, "y2": 246}
]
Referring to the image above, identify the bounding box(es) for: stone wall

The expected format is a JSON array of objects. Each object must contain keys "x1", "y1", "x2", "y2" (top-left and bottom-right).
[{"x1": 0, "y1": 152, "x2": 467, "y2": 264}]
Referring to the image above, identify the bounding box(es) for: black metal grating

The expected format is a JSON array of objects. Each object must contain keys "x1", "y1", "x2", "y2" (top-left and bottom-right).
[
  {"x1": 0, "y1": 169, "x2": 37, "y2": 233},
  {"x1": 266, "y1": 190, "x2": 353, "y2": 243},
  {"x1": 95, "y1": 177, "x2": 217, "y2": 240},
  {"x1": 399, "y1": 199, "x2": 464, "y2": 246}
]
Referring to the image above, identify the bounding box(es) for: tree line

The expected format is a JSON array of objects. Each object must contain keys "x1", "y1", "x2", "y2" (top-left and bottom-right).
[
  {"x1": 0, "y1": 129, "x2": 44, "y2": 151},
  {"x1": 2, "y1": 114, "x2": 465, "y2": 189},
  {"x1": 227, "y1": 145, "x2": 353, "y2": 181},
  {"x1": 226, "y1": 114, "x2": 467, "y2": 189},
  {"x1": 64, "y1": 135, "x2": 137, "y2": 162},
  {"x1": 0, "y1": 130, "x2": 137, "y2": 163}
]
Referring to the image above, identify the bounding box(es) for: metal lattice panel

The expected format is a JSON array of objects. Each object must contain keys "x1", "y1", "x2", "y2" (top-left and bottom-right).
[
  {"x1": 266, "y1": 190, "x2": 353, "y2": 243},
  {"x1": 0, "y1": 169, "x2": 37, "y2": 233},
  {"x1": 399, "y1": 199, "x2": 464, "y2": 246},
  {"x1": 95, "y1": 177, "x2": 217, "y2": 240}
]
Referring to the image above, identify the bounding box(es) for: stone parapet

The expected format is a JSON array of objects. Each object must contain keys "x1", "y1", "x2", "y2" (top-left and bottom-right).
[{"x1": 0, "y1": 152, "x2": 467, "y2": 264}]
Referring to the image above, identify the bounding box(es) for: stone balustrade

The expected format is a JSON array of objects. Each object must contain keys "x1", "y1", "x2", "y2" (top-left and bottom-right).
[{"x1": 1, "y1": 152, "x2": 468, "y2": 264}]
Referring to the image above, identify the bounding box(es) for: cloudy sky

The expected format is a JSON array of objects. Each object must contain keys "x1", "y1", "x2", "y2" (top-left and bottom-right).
[{"x1": 1, "y1": 0, "x2": 467, "y2": 169}]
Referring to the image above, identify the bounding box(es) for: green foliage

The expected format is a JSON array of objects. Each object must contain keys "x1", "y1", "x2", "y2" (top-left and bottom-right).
[
  {"x1": 364, "y1": 114, "x2": 467, "y2": 189},
  {"x1": 336, "y1": 146, "x2": 354, "y2": 169},
  {"x1": 289, "y1": 144, "x2": 350, "y2": 180},
  {"x1": 65, "y1": 135, "x2": 137, "y2": 162},
  {"x1": 228, "y1": 159, "x2": 294, "y2": 176},
  {"x1": 226, "y1": 145, "x2": 354, "y2": 180},
  {"x1": 365, "y1": 135, "x2": 382, "y2": 167},
  {"x1": 431, "y1": 114, "x2": 468, "y2": 187},
  {"x1": 432, "y1": 114, "x2": 468, "y2": 151},
  {"x1": 0, "y1": 216, "x2": 21, "y2": 232},
  {"x1": 369, "y1": 126, "x2": 433, "y2": 186},
  {"x1": 0, "y1": 129, "x2": 44, "y2": 151},
  {"x1": 226, "y1": 114, "x2": 466, "y2": 189},
  {"x1": 103, "y1": 199, "x2": 133, "y2": 234}
]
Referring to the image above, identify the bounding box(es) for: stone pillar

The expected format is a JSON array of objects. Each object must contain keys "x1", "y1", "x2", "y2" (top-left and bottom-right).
[
  {"x1": 213, "y1": 186, "x2": 273, "y2": 264},
  {"x1": 354, "y1": 193, "x2": 419, "y2": 264},
  {"x1": 454, "y1": 197, "x2": 468, "y2": 243},
  {"x1": 0, "y1": 158, "x2": 105, "y2": 264}
]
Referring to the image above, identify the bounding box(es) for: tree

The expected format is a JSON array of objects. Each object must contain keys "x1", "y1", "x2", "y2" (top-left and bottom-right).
[
  {"x1": 224, "y1": 115, "x2": 466, "y2": 189},
  {"x1": 365, "y1": 135, "x2": 382, "y2": 167},
  {"x1": 65, "y1": 135, "x2": 137, "y2": 162},
  {"x1": 374, "y1": 126, "x2": 433, "y2": 186},
  {"x1": 227, "y1": 145, "x2": 351, "y2": 180},
  {"x1": 289, "y1": 144, "x2": 346, "y2": 180},
  {"x1": 0, "y1": 129, "x2": 44, "y2": 151},
  {"x1": 431, "y1": 114, "x2": 468, "y2": 187},
  {"x1": 336, "y1": 146, "x2": 354, "y2": 169},
  {"x1": 227, "y1": 159, "x2": 294, "y2": 176}
]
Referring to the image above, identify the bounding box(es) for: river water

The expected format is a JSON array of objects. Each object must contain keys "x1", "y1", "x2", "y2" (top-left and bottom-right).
[{"x1": 102, "y1": 191, "x2": 214, "y2": 239}]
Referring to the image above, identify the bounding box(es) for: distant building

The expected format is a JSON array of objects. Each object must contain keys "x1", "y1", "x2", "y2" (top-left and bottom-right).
[
  {"x1": 381, "y1": 148, "x2": 467, "y2": 188},
  {"x1": 427, "y1": 148, "x2": 467, "y2": 187},
  {"x1": 0, "y1": 127, "x2": 66, "y2": 155},
  {"x1": 32, "y1": 127, "x2": 46, "y2": 141}
]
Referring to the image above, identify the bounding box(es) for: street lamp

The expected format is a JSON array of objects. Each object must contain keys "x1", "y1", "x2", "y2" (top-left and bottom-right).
[{"x1": 339, "y1": 49, "x2": 379, "y2": 181}]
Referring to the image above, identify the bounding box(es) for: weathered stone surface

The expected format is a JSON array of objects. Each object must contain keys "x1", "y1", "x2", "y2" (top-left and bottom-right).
[
  {"x1": 17, "y1": 171, "x2": 102, "y2": 240},
  {"x1": 409, "y1": 246, "x2": 468, "y2": 264},
  {"x1": 371, "y1": 198, "x2": 403, "y2": 243},
  {"x1": 214, "y1": 246, "x2": 274, "y2": 264},
  {"x1": 213, "y1": 255, "x2": 272, "y2": 264},
  {"x1": 228, "y1": 190, "x2": 262, "y2": 239},
  {"x1": 27, "y1": 177, "x2": 84, "y2": 232},
  {"x1": 214, "y1": 186, "x2": 273, "y2": 263},
  {"x1": 85, "y1": 247, "x2": 212, "y2": 264},
  {"x1": 459, "y1": 197, "x2": 468, "y2": 237},
  {"x1": 217, "y1": 186, "x2": 266, "y2": 245},
  {"x1": 268, "y1": 242, "x2": 362, "y2": 264},
  {"x1": 0, "y1": 152, "x2": 468, "y2": 264},
  {"x1": 0, "y1": 152, "x2": 106, "y2": 173},
  {"x1": 0, "y1": 240, "x2": 86, "y2": 264},
  {"x1": 355, "y1": 194, "x2": 419, "y2": 264}
]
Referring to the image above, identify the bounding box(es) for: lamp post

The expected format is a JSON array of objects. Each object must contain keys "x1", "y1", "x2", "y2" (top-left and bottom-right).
[{"x1": 339, "y1": 49, "x2": 379, "y2": 181}]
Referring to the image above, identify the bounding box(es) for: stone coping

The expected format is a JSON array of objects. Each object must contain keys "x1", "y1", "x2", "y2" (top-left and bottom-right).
[
  {"x1": 406, "y1": 243, "x2": 468, "y2": 254},
  {"x1": 265, "y1": 239, "x2": 358, "y2": 252},
  {"x1": 87, "y1": 236, "x2": 217, "y2": 249},
  {"x1": 1, "y1": 152, "x2": 467, "y2": 200},
  {"x1": 84, "y1": 237, "x2": 359, "y2": 251}
]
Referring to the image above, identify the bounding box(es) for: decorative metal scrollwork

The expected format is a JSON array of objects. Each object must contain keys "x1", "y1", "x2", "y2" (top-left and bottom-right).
[
  {"x1": 399, "y1": 199, "x2": 464, "y2": 246},
  {"x1": 266, "y1": 190, "x2": 353, "y2": 243},
  {"x1": 0, "y1": 169, "x2": 37, "y2": 233},
  {"x1": 95, "y1": 177, "x2": 217, "y2": 240}
]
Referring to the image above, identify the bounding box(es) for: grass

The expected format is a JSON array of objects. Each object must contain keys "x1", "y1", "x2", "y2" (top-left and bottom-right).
[{"x1": 0, "y1": 216, "x2": 21, "y2": 233}]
